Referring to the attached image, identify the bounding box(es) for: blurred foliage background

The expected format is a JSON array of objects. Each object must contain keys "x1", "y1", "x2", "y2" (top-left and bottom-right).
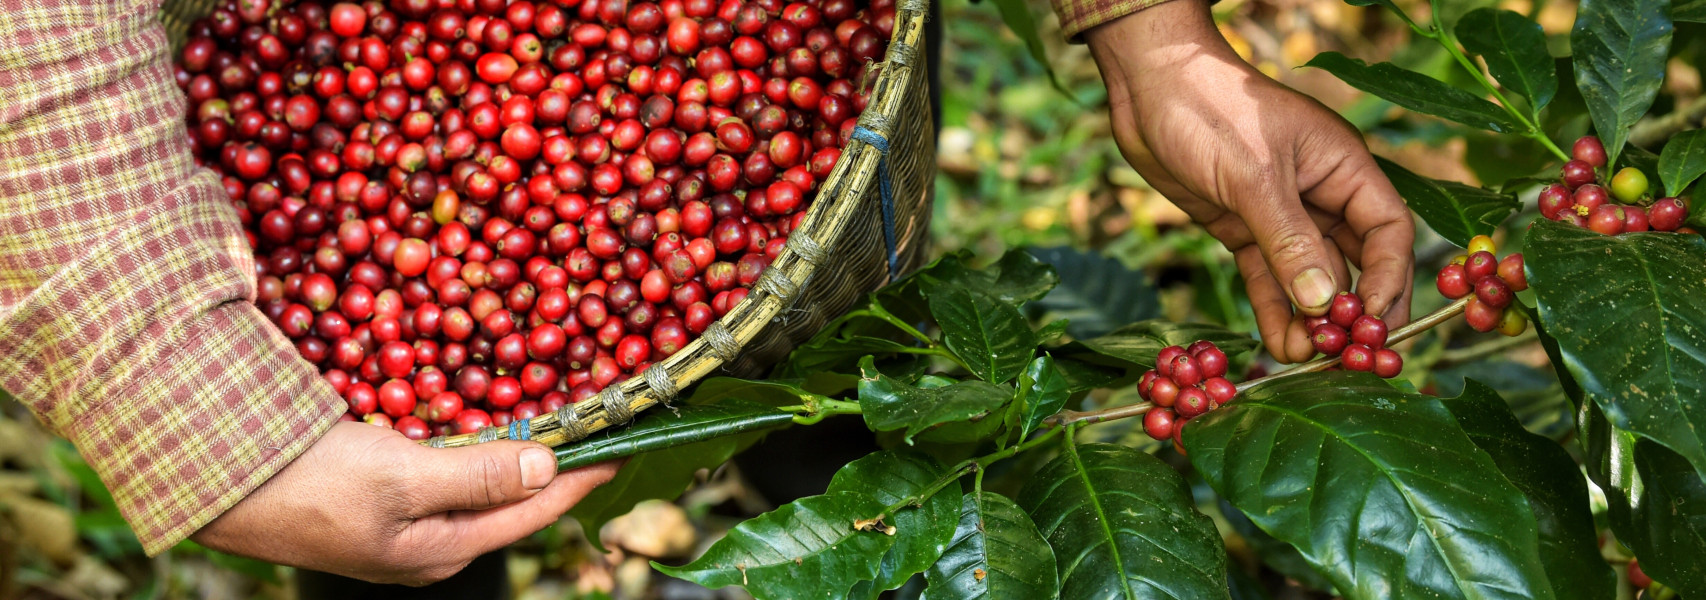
[{"x1": 4, "y1": 0, "x2": 1701, "y2": 597}]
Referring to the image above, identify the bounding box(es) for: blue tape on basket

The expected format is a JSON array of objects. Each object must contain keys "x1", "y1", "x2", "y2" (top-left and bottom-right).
[
  {"x1": 509, "y1": 419, "x2": 531, "y2": 441},
  {"x1": 850, "y1": 125, "x2": 900, "y2": 282}
]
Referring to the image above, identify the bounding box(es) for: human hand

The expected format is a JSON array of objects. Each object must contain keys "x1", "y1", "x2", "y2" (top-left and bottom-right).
[
  {"x1": 1084, "y1": 0, "x2": 1415, "y2": 363},
  {"x1": 191, "y1": 421, "x2": 618, "y2": 585}
]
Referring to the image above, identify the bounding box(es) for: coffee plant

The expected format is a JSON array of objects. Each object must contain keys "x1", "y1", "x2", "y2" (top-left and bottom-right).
[{"x1": 553, "y1": 0, "x2": 1706, "y2": 598}]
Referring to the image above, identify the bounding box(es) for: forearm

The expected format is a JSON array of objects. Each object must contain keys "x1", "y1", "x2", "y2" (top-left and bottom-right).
[{"x1": 0, "y1": 0, "x2": 343, "y2": 555}]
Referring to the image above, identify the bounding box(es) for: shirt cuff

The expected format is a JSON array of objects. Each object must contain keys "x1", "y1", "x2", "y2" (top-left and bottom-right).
[{"x1": 1054, "y1": 0, "x2": 1184, "y2": 42}]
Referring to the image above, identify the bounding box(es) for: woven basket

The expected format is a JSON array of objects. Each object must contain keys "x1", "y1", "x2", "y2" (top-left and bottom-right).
[{"x1": 160, "y1": 0, "x2": 937, "y2": 449}]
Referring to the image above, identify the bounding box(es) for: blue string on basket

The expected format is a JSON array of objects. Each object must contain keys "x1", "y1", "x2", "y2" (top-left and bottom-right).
[
  {"x1": 509, "y1": 417, "x2": 531, "y2": 442},
  {"x1": 850, "y1": 125, "x2": 900, "y2": 282}
]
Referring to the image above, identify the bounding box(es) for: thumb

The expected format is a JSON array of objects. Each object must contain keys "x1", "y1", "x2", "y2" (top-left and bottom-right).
[
  {"x1": 405, "y1": 440, "x2": 559, "y2": 515},
  {"x1": 1241, "y1": 186, "x2": 1339, "y2": 316}
]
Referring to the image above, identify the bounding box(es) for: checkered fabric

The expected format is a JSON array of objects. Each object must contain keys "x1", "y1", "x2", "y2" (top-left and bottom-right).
[
  {"x1": 1052, "y1": 0, "x2": 1181, "y2": 42},
  {"x1": 0, "y1": 0, "x2": 344, "y2": 555}
]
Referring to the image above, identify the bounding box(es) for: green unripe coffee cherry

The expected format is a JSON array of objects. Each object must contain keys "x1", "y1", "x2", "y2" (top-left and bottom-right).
[{"x1": 1610, "y1": 167, "x2": 1649, "y2": 202}]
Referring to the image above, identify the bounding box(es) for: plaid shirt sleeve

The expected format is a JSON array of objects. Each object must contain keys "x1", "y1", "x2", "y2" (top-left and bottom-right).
[
  {"x1": 1052, "y1": 0, "x2": 1182, "y2": 42},
  {"x1": 0, "y1": 0, "x2": 345, "y2": 556}
]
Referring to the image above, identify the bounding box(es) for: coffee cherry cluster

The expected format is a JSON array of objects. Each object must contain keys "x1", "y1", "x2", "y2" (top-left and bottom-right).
[
  {"x1": 175, "y1": 0, "x2": 890, "y2": 439},
  {"x1": 1540, "y1": 136, "x2": 1693, "y2": 235},
  {"x1": 1435, "y1": 234, "x2": 1529, "y2": 336},
  {"x1": 1305, "y1": 292, "x2": 1403, "y2": 378},
  {"x1": 1139, "y1": 340, "x2": 1234, "y2": 447}
]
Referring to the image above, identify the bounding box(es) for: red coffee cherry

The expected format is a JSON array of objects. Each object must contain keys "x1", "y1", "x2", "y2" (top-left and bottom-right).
[
  {"x1": 1328, "y1": 292, "x2": 1363, "y2": 329},
  {"x1": 1350, "y1": 315, "x2": 1388, "y2": 349},
  {"x1": 1311, "y1": 323, "x2": 1349, "y2": 356},
  {"x1": 1463, "y1": 251, "x2": 1498, "y2": 283},
  {"x1": 1496, "y1": 254, "x2": 1527, "y2": 292},
  {"x1": 1203, "y1": 377, "x2": 1236, "y2": 405},
  {"x1": 1465, "y1": 297, "x2": 1502, "y2": 333},
  {"x1": 1475, "y1": 275, "x2": 1513, "y2": 309},
  {"x1": 1193, "y1": 345, "x2": 1228, "y2": 379},
  {"x1": 1650, "y1": 197, "x2": 1689, "y2": 232},
  {"x1": 1572, "y1": 135, "x2": 1607, "y2": 168},
  {"x1": 1340, "y1": 344, "x2": 1375, "y2": 372},
  {"x1": 1169, "y1": 354, "x2": 1203, "y2": 387},
  {"x1": 1372, "y1": 348, "x2": 1403, "y2": 379},
  {"x1": 1149, "y1": 376, "x2": 1181, "y2": 408},
  {"x1": 1560, "y1": 160, "x2": 1597, "y2": 189},
  {"x1": 1436, "y1": 263, "x2": 1471, "y2": 299},
  {"x1": 1175, "y1": 387, "x2": 1210, "y2": 419},
  {"x1": 1143, "y1": 407, "x2": 1177, "y2": 441}
]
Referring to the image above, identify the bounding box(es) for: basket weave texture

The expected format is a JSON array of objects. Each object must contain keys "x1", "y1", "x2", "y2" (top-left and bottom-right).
[{"x1": 160, "y1": 0, "x2": 937, "y2": 448}]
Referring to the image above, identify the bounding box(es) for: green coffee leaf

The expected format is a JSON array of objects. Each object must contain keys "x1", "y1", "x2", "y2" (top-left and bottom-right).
[
  {"x1": 555, "y1": 400, "x2": 796, "y2": 470},
  {"x1": 827, "y1": 450, "x2": 961, "y2": 593},
  {"x1": 1377, "y1": 156, "x2": 1520, "y2": 247},
  {"x1": 1017, "y1": 356, "x2": 1069, "y2": 440},
  {"x1": 1305, "y1": 52, "x2": 1523, "y2": 133},
  {"x1": 1067, "y1": 320, "x2": 1256, "y2": 370},
  {"x1": 1577, "y1": 402, "x2": 1706, "y2": 596},
  {"x1": 922, "y1": 492, "x2": 1059, "y2": 600},
  {"x1": 653, "y1": 492, "x2": 895, "y2": 598},
  {"x1": 1572, "y1": 0, "x2": 1673, "y2": 166},
  {"x1": 1439, "y1": 381, "x2": 1614, "y2": 600},
  {"x1": 1455, "y1": 8, "x2": 1557, "y2": 115},
  {"x1": 858, "y1": 357, "x2": 1012, "y2": 443},
  {"x1": 919, "y1": 249, "x2": 1060, "y2": 306},
  {"x1": 1675, "y1": 0, "x2": 1706, "y2": 22},
  {"x1": 930, "y1": 288, "x2": 1037, "y2": 384},
  {"x1": 1658, "y1": 129, "x2": 1706, "y2": 197},
  {"x1": 1526, "y1": 219, "x2": 1706, "y2": 479},
  {"x1": 1027, "y1": 246, "x2": 1160, "y2": 339},
  {"x1": 1184, "y1": 371, "x2": 1556, "y2": 600},
  {"x1": 1020, "y1": 443, "x2": 1228, "y2": 599}
]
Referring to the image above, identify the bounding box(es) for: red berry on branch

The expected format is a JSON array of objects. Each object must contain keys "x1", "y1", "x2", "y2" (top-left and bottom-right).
[
  {"x1": 1150, "y1": 377, "x2": 1181, "y2": 408},
  {"x1": 1372, "y1": 349, "x2": 1402, "y2": 378},
  {"x1": 1537, "y1": 184, "x2": 1572, "y2": 220},
  {"x1": 1143, "y1": 407, "x2": 1177, "y2": 441},
  {"x1": 1340, "y1": 344, "x2": 1374, "y2": 372},
  {"x1": 1650, "y1": 197, "x2": 1689, "y2": 231},
  {"x1": 1465, "y1": 297, "x2": 1502, "y2": 333},
  {"x1": 1573, "y1": 184, "x2": 1608, "y2": 212},
  {"x1": 1203, "y1": 377, "x2": 1236, "y2": 405},
  {"x1": 1572, "y1": 135, "x2": 1607, "y2": 168},
  {"x1": 1436, "y1": 263, "x2": 1471, "y2": 299},
  {"x1": 1194, "y1": 346, "x2": 1228, "y2": 379},
  {"x1": 1311, "y1": 323, "x2": 1349, "y2": 356},
  {"x1": 1474, "y1": 276, "x2": 1512, "y2": 309},
  {"x1": 1155, "y1": 345, "x2": 1185, "y2": 377},
  {"x1": 1328, "y1": 292, "x2": 1362, "y2": 329},
  {"x1": 1169, "y1": 354, "x2": 1203, "y2": 387},
  {"x1": 1588, "y1": 204, "x2": 1626, "y2": 236},
  {"x1": 1560, "y1": 160, "x2": 1597, "y2": 189},
  {"x1": 1496, "y1": 254, "x2": 1526, "y2": 292},
  {"x1": 1463, "y1": 251, "x2": 1497, "y2": 283},
  {"x1": 1350, "y1": 315, "x2": 1387, "y2": 349},
  {"x1": 1175, "y1": 387, "x2": 1210, "y2": 419}
]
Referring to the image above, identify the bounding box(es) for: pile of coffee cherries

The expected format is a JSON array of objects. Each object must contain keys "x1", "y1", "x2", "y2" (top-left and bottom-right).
[
  {"x1": 1435, "y1": 235, "x2": 1528, "y2": 336},
  {"x1": 176, "y1": 0, "x2": 891, "y2": 438},
  {"x1": 1138, "y1": 340, "x2": 1234, "y2": 448},
  {"x1": 1306, "y1": 292, "x2": 1402, "y2": 377},
  {"x1": 1539, "y1": 136, "x2": 1692, "y2": 235}
]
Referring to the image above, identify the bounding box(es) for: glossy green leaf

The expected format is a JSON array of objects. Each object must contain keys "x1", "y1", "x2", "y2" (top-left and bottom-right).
[
  {"x1": 1017, "y1": 356, "x2": 1069, "y2": 440},
  {"x1": 1438, "y1": 381, "x2": 1614, "y2": 600},
  {"x1": 1572, "y1": 0, "x2": 1673, "y2": 166},
  {"x1": 1184, "y1": 371, "x2": 1556, "y2": 600},
  {"x1": 1377, "y1": 156, "x2": 1521, "y2": 247},
  {"x1": 1658, "y1": 129, "x2": 1706, "y2": 196},
  {"x1": 1577, "y1": 402, "x2": 1706, "y2": 596},
  {"x1": 1052, "y1": 357, "x2": 1126, "y2": 393},
  {"x1": 1455, "y1": 9, "x2": 1557, "y2": 115},
  {"x1": 678, "y1": 377, "x2": 825, "y2": 408},
  {"x1": 653, "y1": 492, "x2": 895, "y2": 599},
  {"x1": 1027, "y1": 246, "x2": 1161, "y2": 339},
  {"x1": 776, "y1": 334, "x2": 921, "y2": 379},
  {"x1": 922, "y1": 492, "x2": 1059, "y2": 600},
  {"x1": 919, "y1": 249, "x2": 1060, "y2": 306},
  {"x1": 930, "y1": 288, "x2": 1037, "y2": 384},
  {"x1": 858, "y1": 357, "x2": 1011, "y2": 443},
  {"x1": 1219, "y1": 500, "x2": 1336, "y2": 594},
  {"x1": 827, "y1": 450, "x2": 961, "y2": 593},
  {"x1": 1526, "y1": 219, "x2": 1706, "y2": 478},
  {"x1": 1305, "y1": 52, "x2": 1522, "y2": 133},
  {"x1": 1020, "y1": 443, "x2": 1228, "y2": 600},
  {"x1": 1069, "y1": 320, "x2": 1257, "y2": 370},
  {"x1": 555, "y1": 400, "x2": 797, "y2": 470}
]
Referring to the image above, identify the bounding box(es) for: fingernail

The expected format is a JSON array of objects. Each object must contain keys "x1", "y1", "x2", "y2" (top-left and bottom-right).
[
  {"x1": 520, "y1": 447, "x2": 555, "y2": 490},
  {"x1": 1291, "y1": 268, "x2": 1336, "y2": 310}
]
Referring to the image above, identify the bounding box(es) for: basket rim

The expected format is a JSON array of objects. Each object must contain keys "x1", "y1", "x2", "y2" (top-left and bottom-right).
[{"x1": 420, "y1": 0, "x2": 938, "y2": 449}]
